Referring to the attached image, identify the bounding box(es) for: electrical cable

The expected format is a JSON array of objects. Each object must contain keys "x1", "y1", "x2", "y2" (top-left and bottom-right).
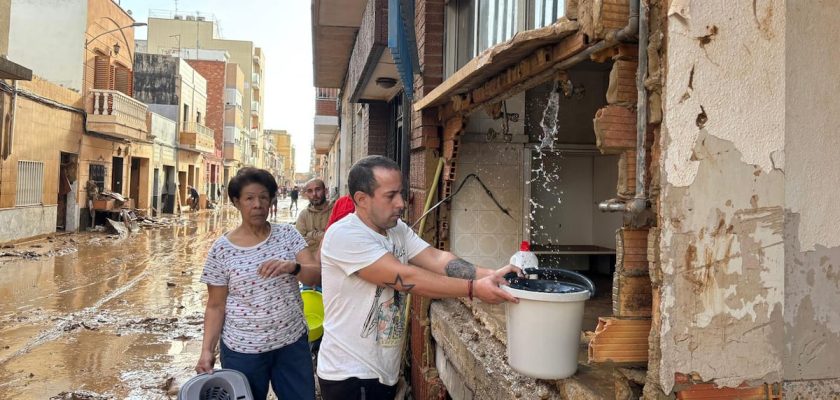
[{"x1": 410, "y1": 173, "x2": 513, "y2": 229}]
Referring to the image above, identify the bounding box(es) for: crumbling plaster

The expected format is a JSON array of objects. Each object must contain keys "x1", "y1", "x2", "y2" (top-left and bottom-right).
[
  {"x1": 659, "y1": 0, "x2": 786, "y2": 392},
  {"x1": 659, "y1": 0, "x2": 840, "y2": 394}
]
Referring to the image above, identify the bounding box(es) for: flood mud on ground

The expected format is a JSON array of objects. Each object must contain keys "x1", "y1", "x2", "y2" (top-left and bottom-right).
[{"x1": 0, "y1": 208, "x2": 246, "y2": 399}]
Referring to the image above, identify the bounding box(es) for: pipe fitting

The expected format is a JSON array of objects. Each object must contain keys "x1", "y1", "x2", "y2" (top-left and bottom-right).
[{"x1": 598, "y1": 198, "x2": 628, "y2": 212}]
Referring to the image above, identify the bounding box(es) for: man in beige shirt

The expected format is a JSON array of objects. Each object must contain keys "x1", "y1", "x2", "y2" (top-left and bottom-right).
[{"x1": 295, "y1": 179, "x2": 334, "y2": 253}]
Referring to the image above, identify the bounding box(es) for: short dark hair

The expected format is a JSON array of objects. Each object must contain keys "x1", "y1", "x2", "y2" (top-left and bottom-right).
[
  {"x1": 348, "y1": 155, "x2": 400, "y2": 202},
  {"x1": 227, "y1": 167, "x2": 278, "y2": 202}
]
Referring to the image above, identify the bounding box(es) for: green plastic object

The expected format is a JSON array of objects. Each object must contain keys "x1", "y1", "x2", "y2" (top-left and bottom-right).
[{"x1": 301, "y1": 290, "x2": 324, "y2": 342}]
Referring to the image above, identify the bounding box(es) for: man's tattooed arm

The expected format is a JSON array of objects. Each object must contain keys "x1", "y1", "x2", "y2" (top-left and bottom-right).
[
  {"x1": 445, "y1": 258, "x2": 477, "y2": 279},
  {"x1": 384, "y1": 274, "x2": 416, "y2": 292}
]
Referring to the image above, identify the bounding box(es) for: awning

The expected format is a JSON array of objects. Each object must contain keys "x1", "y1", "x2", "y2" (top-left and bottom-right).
[
  {"x1": 388, "y1": 0, "x2": 420, "y2": 100},
  {"x1": 413, "y1": 19, "x2": 583, "y2": 112}
]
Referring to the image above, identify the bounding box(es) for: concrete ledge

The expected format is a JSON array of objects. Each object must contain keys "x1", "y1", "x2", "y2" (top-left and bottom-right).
[
  {"x1": 430, "y1": 299, "x2": 615, "y2": 400},
  {"x1": 0, "y1": 57, "x2": 33, "y2": 80}
]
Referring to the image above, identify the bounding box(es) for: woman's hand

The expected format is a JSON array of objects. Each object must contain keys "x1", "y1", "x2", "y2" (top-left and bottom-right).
[
  {"x1": 257, "y1": 259, "x2": 297, "y2": 278},
  {"x1": 195, "y1": 349, "x2": 216, "y2": 374}
]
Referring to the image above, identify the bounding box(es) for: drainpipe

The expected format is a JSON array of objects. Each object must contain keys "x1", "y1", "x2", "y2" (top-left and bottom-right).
[
  {"x1": 7, "y1": 80, "x2": 18, "y2": 159},
  {"x1": 597, "y1": 0, "x2": 650, "y2": 214}
]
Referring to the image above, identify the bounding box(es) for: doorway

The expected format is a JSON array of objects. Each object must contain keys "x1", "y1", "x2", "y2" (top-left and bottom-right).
[
  {"x1": 111, "y1": 156, "x2": 124, "y2": 194},
  {"x1": 130, "y1": 158, "x2": 141, "y2": 205},
  {"x1": 57, "y1": 152, "x2": 77, "y2": 230},
  {"x1": 152, "y1": 168, "x2": 160, "y2": 213}
]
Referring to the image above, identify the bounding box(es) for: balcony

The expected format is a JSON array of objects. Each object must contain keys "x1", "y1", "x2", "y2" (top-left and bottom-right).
[
  {"x1": 87, "y1": 89, "x2": 149, "y2": 141},
  {"x1": 180, "y1": 122, "x2": 215, "y2": 153},
  {"x1": 224, "y1": 142, "x2": 242, "y2": 162},
  {"x1": 249, "y1": 129, "x2": 259, "y2": 141},
  {"x1": 252, "y1": 73, "x2": 261, "y2": 89},
  {"x1": 250, "y1": 101, "x2": 260, "y2": 116}
]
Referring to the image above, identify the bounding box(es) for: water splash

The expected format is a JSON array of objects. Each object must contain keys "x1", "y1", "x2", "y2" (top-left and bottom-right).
[{"x1": 528, "y1": 80, "x2": 566, "y2": 245}]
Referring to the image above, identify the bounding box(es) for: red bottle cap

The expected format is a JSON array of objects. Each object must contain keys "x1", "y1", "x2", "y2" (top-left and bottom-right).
[{"x1": 520, "y1": 241, "x2": 530, "y2": 251}]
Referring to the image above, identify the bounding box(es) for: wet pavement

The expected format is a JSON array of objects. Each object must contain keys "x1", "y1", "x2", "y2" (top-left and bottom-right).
[{"x1": 0, "y1": 199, "x2": 305, "y2": 399}]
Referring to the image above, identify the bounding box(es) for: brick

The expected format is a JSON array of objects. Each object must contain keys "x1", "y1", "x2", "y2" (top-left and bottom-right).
[
  {"x1": 613, "y1": 274, "x2": 652, "y2": 317},
  {"x1": 588, "y1": 317, "x2": 651, "y2": 363},
  {"x1": 607, "y1": 59, "x2": 638, "y2": 105},
  {"x1": 675, "y1": 383, "x2": 783, "y2": 400},
  {"x1": 594, "y1": 105, "x2": 636, "y2": 154}
]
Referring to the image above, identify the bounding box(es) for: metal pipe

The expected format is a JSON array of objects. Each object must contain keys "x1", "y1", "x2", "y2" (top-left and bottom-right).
[
  {"x1": 8, "y1": 81, "x2": 17, "y2": 159},
  {"x1": 598, "y1": 198, "x2": 627, "y2": 212}
]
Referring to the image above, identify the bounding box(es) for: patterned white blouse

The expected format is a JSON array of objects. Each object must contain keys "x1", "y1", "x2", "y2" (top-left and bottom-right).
[{"x1": 201, "y1": 223, "x2": 308, "y2": 354}]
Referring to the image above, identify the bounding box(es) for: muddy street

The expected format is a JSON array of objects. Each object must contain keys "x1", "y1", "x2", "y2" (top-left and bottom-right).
[{"x1": 0, "y1": 205, "x2": 301, "y2": 399}]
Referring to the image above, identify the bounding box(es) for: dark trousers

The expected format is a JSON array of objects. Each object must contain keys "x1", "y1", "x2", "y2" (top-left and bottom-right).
[
  {"x1": 318, "y1": 377, "x2": 397, "y2": 400},
  {"x1": 220, "y1": 334, "x2": 315, "y2": 400}
]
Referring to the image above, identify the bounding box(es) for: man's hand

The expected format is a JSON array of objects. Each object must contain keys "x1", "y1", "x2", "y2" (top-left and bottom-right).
[
  {"x1": 257, "y1": 259, "x2": 297, "y2": 278},
  {"x1": 472, "y1": 264, "x2": 523, "y2": 304},
  {"x1": 195, "y1": 349, "x2": 216, "y2": 374}
]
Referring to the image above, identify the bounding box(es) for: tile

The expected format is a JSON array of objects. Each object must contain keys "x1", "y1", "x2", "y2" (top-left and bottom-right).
[
  {"x1": 451, "y1": 234, "x2": 478, "y2": 257},
  {"x1": 477, "y1": 235, "x2": 499, "y2": 257},
  {"x1": 478, "y1": 211, "x2": 499, "y2": 234}
]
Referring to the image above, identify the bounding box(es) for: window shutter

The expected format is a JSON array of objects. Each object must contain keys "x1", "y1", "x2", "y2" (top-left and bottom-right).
[
  {"x1": 114, "y1": 66, "x2": 132, "y2": 95},
  {"x1": 109, "y1": 65, "x2": 116, "y2": 90},
  {"x1": 93, "y1": 55, "x2": 111, "y2": 90}
]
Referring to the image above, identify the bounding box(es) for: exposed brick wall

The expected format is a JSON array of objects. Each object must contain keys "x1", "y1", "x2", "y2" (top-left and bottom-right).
[
  {"x1": 366, "y1": 102, "x2": 388, "y2": 156},
  {"x1": 315, "y1": 98, "x2": 338, "y2": 116},
  {"x1": 410, "y1": 1, "x2": 448, "y2": 399},
  {"x1": 186, "y1": 60, "x2": 226, "y2": 153}
]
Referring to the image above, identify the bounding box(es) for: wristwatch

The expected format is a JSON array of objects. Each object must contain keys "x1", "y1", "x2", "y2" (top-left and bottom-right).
[{"x1": 292, "y1": 263, "x2": 302, "y2": 276}]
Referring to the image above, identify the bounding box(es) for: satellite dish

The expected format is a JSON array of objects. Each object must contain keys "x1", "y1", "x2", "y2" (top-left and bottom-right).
[{"x1": 127, "y1": 9, "x2": 133, "y2": 16}]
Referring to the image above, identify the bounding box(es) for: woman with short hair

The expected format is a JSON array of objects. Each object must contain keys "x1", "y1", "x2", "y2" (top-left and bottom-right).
[{"x1": 195, "y1": 167, "x2": 319, "y2": 400}]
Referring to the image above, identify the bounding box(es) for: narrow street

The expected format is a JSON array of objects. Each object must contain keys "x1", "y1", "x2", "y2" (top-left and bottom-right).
[{"x1": 0, "y1": 198, "x2": 306, "y2": 399}]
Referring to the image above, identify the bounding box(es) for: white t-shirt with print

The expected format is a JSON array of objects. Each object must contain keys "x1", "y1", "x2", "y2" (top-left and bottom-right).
[
  {"x1": 200, "y1": 223, "x2": 308, "y2": 354},
  {"x1": 316, "y1": 213, "x2": 430, "y2": 386}
]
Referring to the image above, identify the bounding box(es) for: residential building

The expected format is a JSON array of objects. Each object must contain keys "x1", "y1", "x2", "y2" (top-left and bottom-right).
[
  {"x1": 134, "y1": 53, "x2": 212, "y2": 210},
  {"x1": 4, "y1": 0, "x2": 148, "y2": 232},
  {"x1": 313, "y1": 0, "x2": 840, "y2": 398},
  {"x1": 147, "y1": 112, "x2": 178, "y2": 214},
  {"x1": 223, "y1": 63, "x2": 246, "y2": 185},
  {"x1": 268, "y1": 129, "x2": 294, "y2": 188},
  {"x1": 185, "y1": 51, "x2": 229, "y2": 203},
  {"x1": 313, "y1": 87, "x2": 338, "y2": 191},
  {"x1": 143, "y1": 12, "x2": 265, "y2": 169}
]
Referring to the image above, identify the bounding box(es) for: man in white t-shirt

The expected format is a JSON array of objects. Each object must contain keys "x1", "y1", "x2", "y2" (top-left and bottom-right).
[{"x1": 318, "y1": 155, "x2": 521, "y2": 399}]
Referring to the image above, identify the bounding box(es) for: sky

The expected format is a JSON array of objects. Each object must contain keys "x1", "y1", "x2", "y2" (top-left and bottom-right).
[{"x1": 120, "y1": 0, "x2": 314, "y2": 172}]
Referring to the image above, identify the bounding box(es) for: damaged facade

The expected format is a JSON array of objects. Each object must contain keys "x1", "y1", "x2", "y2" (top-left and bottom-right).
[{"x1": 312, "y1": 0, "x2": 840, "y2": 398}]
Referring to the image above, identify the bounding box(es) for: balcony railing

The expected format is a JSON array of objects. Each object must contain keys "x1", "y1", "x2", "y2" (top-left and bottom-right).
[
  {"x1": 87, "y1": 89, "x2": 149, "y2": 141},
  {"x1": 252, "y1": 73, "x2": 261, "y2": 89},
  {"x1": 180, "y1": 122, "x2": 215, "y2": 153},
  {"x1": 316, "y1": 87, "x2": 339, "y2": 99}
]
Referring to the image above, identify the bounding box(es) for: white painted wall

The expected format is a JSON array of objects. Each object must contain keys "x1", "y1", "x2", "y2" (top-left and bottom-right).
[
  {"x1": 7, "y1": 0, "x2": 86, "y2": 90},
  {"x1": 658, "y1": 0, "x2": 787, "y2": 393}
]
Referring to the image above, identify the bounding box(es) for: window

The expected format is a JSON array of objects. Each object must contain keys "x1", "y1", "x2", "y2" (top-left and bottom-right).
[
  {"x1": 16, "y1": 161, "x2": 44, "y2": 206},
  {"x1": 529, "y1": 0, "x2": 565, "y2": 29},
  {"x1": 475, "y1": 0, "x2": 519, "y2": 54},
  {"x1": 93, "y1": 53, "x2": 113, "y2": 90},
  {"x1": 196, "y1": 111, "x2": 202, "y2": 123},
  {"x1": 89, "y1": 164, "x2": 106, "y2": 193},
  {"x1": 113, "y1": 63, "x2": 133, "y2": 96},
  {"x1": 445, "y1": 0, "x2": 567, "y2": 77}
]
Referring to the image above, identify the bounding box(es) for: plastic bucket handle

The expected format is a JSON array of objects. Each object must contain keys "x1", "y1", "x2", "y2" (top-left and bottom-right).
[{"x1": 504, "y1": 267, "x2": 596, "y2": 298}]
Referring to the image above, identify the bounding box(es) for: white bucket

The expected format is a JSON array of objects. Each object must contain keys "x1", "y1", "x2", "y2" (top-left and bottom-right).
[{"x1": 502, "y1": 269, "x2": 593, "y2": 380}]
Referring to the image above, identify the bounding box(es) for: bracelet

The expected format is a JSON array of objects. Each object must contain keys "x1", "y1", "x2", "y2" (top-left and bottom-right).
[
  {"x1": 292, "y1": 263, "x2": 301, "y2": 276},
  {"x1": 467, "y1": 279, "x2": 474, "y2": 301}
]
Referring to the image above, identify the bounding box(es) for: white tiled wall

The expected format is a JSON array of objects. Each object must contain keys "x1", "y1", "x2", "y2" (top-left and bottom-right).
[{"x1": 450, "y1": 140, "x2": 524, "y2": 269}]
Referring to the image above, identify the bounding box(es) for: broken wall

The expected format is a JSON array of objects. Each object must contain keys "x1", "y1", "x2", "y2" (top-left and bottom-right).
[
  {"x1": 658, "y1": 0, "x2": 786, "y2": 392},
  {"x1": 449, "y1": 95, "x2": 526, "y2": 269},
  {"x1": 782, "y1": 0, "x2": 840, "y2": 397}
]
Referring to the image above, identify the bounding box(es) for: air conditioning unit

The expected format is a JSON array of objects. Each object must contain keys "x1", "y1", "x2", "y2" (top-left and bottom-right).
[
  {"x1": 197, "y1": 16, "x2": 206, "y2": 21},
  {"x1": 186, "y1": 15, "x2": 195, "y2": 21},
  {"x1": 174, "y1": 15, "x2": 182, "y2": 20}
]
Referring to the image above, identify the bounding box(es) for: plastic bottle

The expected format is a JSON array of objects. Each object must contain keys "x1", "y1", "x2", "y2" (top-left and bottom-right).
[{"x1": 510, "y1": 241, "x2": 539, "y2": 269}]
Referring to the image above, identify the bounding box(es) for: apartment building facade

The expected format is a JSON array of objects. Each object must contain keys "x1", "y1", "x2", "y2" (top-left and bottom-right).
[
  {"x1": 2, "y1": 0, "x2": 148, "y2": 236},
  {"x1": 144, "y1": 13, "x2": 265, "y2": 169}
]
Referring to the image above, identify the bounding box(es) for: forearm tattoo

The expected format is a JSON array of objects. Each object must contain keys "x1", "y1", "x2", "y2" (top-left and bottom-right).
[
  {"x1": 445, "y1": 258, "x2": 477, "y2": 279},
  {"x1": 385, "y1": 274, "x2": 416, "y2": 293}
]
